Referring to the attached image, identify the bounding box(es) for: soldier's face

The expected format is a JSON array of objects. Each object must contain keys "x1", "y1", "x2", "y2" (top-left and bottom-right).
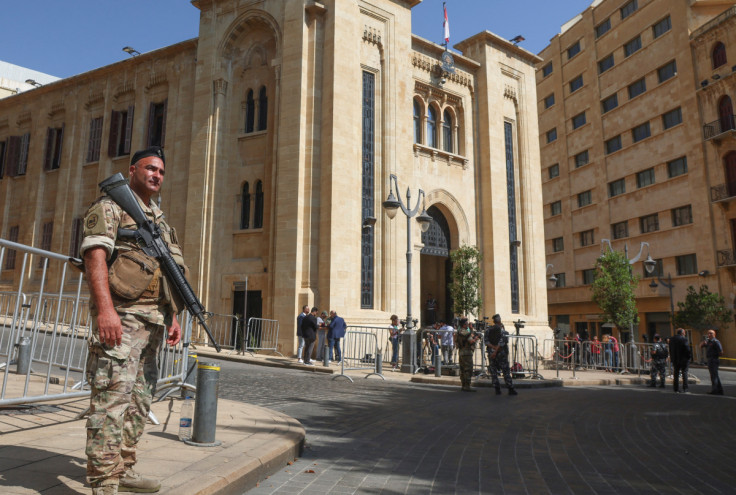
[{"x1": 129, "y1": 157, "x2": 165, "y2": 198}]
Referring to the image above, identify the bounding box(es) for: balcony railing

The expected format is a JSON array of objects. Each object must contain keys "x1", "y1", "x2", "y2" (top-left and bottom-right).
[
  {"x1": 710, "y1": 182, "x2": 736, "y2": 202},
  {"x1": 717, "y1": 249, "x2": 736, "y2": 267},
  {"x1": 703, "y1": 114, "x2": 736, "y2": 140}
]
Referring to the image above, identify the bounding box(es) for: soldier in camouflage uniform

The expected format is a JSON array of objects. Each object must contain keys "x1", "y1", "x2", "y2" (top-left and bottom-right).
[
  {"x1": 484, "y1": 314, "x2": 517, "y2": 396},
  {"x1": 81, "y1": 146, "x2": 186, "y2": 495},
  {"x1": 649, "y1": 334, "x2": 668, "y2": 388},
  {"x1": 455, "y1": 318, "x2": 480, "y2": 392}
]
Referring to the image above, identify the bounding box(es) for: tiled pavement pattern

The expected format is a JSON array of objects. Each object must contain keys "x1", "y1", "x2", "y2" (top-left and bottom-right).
[{"x1": 213, "y1": 361, "x2": 736, "y2": 495}]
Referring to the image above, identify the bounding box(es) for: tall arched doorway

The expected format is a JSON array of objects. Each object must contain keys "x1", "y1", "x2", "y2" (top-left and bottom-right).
[{"x1": 420, "y1": 205, "x2": 453, "y2": 326}]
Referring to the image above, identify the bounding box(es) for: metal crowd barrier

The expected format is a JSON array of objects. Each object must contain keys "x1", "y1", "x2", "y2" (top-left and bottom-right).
[
  {"x1": 190, "y1": 312, "x2": 239, "y2": 350},
  {"x1": 416, "y1": 328, "x2": 457, "y2": 372},
  {"x1": 508, "y1": 334, "x2": 542, "y2": 379},
  {"x1": 240, "y1": 317, "x2": 283, "y2": 356},
  {"x1": 0, "y1": 238, "x2": 192, "y2": 411},
  {"x1": 333, "y1": 327, "x2": 384, "y2": 382}
]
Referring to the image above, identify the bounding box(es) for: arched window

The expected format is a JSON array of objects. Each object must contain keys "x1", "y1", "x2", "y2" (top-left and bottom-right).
[
  {"x1": 713, "y1": 42, "x2": 727, "y2": 69},
  {"x1": 442, "y1": 109, "x2": 453, "y2": 153},
  {"x1": 719, "y1": 95, "x2": 734, "y2": 133},
  {"x1": 245, "y1": 90, "x2": 255, "y2": 133},
  {"x1": 413, "y1": 100, "x2": 422, "y2": 144},
  {"x1": 240, "y1": 182, "x2": 250, "y2": 229},
  {"x1": 258, "y1": 86, "x2": 268, "y2": 131},
  {"x1": 254, "y1": 180, "x2": 264, "y2": 229},
  {"x1": 427, "y1": 106, "x2": 438, "y2": 149}
]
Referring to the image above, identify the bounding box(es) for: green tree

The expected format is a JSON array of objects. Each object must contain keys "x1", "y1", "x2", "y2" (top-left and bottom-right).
[
  {"x1": 448, "y1": 245, "x2": 483, "y2": 318},
  {"x1": 673, "y1": 285, "x2": 732, "y2": 331},
  {"x1": 591, "y1": 250, "x2": 639, "y2": 331}
]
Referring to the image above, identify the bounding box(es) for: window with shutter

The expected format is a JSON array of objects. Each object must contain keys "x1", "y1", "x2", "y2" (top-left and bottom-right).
[
  {"x1": 17, "y1": 133, "x2": 29, "y2": 175},
  {"x1": 5, "y1": 226, "x2": 19, "y2": 269},
  {"x1": 108, "y1": 110, "x2": 120, "y2": 157},
  {"x1": 0, "y1": 140, "x2": 6, "y2": 179},
  {"x1": 38, "y1": 221, "x2": 53, "y2": 267},
  {"x1": 258, "y1": 87, "x2": 268, "y2": 131},
  {"x1": 87, "y1": 117, "x2": 103, "y2": 163},
  {"x1": 123, "y1": 105, "x2": 134, "y2": 155},
  {"x1": 5, "y1": 136, "x2": 19, "y2": 177},
  {"x1": 254, "y1": 180, "x2": 264, "y2": 229},
  {"x1": 44, "y1": 126, "x2": 64, "y2": 171},
  {"x1": 147, "y1": 101, "x2": 167, "y2": 147},
  {"x1": 245, "y1": 90, "x2": 255, "y2": 133},
  {"x1": 69, "y1": 217, "x2": 83, "y2": 257},
  {"x1": 240, "y1": 182, "x2": 250, "y2": 229}
]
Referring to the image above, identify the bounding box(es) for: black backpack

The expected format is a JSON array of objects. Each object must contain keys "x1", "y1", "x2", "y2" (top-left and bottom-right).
[{"x1": 654, "y1": 342, "x2": 668, "y2": 359}]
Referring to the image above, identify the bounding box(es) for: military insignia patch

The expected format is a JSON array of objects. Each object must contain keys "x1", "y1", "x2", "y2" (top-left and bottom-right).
[{"x1": 86, "y1": 214, "x2": 99, "y2": 230}]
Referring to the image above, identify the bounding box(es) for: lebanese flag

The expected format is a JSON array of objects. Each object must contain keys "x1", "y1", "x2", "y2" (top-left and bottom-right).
[{"x1": 443, "y1": 3, "x2": 450, "y2": 43}]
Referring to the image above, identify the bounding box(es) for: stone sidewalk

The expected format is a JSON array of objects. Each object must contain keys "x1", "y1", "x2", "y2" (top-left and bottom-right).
[{"x1": 0, "y1": 373, "x2": 304, "y2": 494}]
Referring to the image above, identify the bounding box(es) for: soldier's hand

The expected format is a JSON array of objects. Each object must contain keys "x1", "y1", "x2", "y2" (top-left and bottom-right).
[
  {"x1": 167, "y1": 317, "x2": 182, "y2": 346},
  {"x1": 97, "y1": 309, "x2": 122, "y2": 347}
]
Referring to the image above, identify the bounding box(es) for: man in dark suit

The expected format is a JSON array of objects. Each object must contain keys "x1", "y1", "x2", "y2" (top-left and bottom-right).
[
  {"x1": 669, "y1": 327, "x2": 692, "y2": 393},
  {"x1": 328, "y1": 310, "x2": 347, "y2": 364},
  {"x1": 301, "y1": 307, "x2": 319, "y2": 366}
]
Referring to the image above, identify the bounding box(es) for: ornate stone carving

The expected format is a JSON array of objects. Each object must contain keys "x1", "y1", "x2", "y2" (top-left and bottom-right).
[
  {"x1": 363, "y1": 25, "x2": 382, "y2": 46},
  {"x1": 213, "y1": 78, "x2": 229, "y2": 96}
]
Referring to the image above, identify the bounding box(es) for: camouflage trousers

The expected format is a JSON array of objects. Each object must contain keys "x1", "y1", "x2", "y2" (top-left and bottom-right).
[
  {"x1": 649, "y1": 359, "x2": 666, "y2": 386},
  {"x1": 85, "y1": 312, "x2": 164, "y2": 486},
  {"x1": 458, "y1": 350, "x2": 474, "y2": 389},
  {"x1": 488, "y1": 352, "x2": 514, "y2": 390}
]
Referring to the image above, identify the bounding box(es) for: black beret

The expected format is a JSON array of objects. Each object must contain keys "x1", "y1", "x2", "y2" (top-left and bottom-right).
[{"x1": 131, "y1": 146, "x2": 165, "y2": 166}]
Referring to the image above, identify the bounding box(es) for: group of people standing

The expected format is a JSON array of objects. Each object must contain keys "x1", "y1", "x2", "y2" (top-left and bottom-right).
[
  {"x1": 295, "y1": 306, "x2": 346, "y2": 365},
  {"x1": 561, "y1": 333, "x2": 621, "y2": 372}
]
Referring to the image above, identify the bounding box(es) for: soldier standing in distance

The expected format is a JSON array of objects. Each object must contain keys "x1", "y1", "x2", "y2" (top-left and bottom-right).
[
  {"x1": 455, "y1": 318, "x2": 479, "y2": 392},
  {"x1": 484, "y1": 314, "x2": 518, "y2": 396},
  {"x1": 82, "y1": 146, "x2": 184, "y2": 494},
  {"x1": 648, "y1": 334, "x2": 668, "y2": 388}
]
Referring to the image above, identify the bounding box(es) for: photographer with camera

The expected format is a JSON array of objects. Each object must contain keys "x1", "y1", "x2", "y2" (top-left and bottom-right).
[
  {"x1": 484, "y1": 314, "x2": 517, "y2": 396},
  {"x1": 455, "y1": 318, "x2": 480, "y2": 392}
]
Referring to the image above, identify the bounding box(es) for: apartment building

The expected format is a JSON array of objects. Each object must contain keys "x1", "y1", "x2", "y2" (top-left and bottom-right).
[{"x1": 538, "y1": 0, "x2": 736, "y2": 355}]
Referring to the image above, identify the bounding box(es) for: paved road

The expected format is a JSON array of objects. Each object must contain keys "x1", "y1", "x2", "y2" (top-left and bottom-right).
[{"x1": 208, "y1": 360, "x2": 736, "y2": 495}]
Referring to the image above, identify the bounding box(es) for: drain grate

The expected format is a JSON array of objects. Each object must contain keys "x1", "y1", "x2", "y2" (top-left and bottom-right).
[{"x1": 0, "y1": 404, "x2": 62, "y2": 416}]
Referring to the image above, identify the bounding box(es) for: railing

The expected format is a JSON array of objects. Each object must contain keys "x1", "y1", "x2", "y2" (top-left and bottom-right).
[
  {"x1": 0, "y1": 238, "x2": 192, "y2": 408},
  {"x1": 190, "y1": 312, "x2": 239, "y2": 351},
  {"x1": 703, "y1": 114, "x2": 736, "y2": 140},
  {"x1": 717, "y1": 249, "x2": 736, "y2": 267},
  {"x1": 333, "y1": 328, "x2": 385, "y2": 382},
  {"x1": 241, "y1": 317, "x2": 282, "y2": 356},
  {"x1": 710, "y1": 183, "x2": 736, "y2": 202}
]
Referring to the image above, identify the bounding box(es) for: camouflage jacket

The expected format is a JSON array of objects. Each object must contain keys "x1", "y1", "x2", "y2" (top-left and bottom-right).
[{"x1": 80, "y1": 193, "x2": 185, "y2": 327}]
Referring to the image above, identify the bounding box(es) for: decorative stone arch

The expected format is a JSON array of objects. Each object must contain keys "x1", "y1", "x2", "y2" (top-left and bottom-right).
[
  {"x1": 423, "y1": 189, "x2": 471, "y2": 248},
  {"x1": 219, "y1": 10, "x2": 282, "y2": 69}
]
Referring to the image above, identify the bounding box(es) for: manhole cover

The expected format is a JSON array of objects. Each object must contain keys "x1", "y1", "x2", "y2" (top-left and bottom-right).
[{"x1": 0, "y1": 404, "x2": 62, "y2": 416}]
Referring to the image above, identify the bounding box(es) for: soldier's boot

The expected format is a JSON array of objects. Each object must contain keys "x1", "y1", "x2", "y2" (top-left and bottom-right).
[
  {"x1": 508, "y1": 388, "x2": 518, "y2": 396},
  {"x1": 92, "y1": 480, "x2": 118, "y2": 495},
  {"x1": 659, "y1": 382, "x2": 665, "y2": 388},
  {"x1": 119, "y1": 469, "x2": 161, "y2": 493},
  {"x1": 649, "y1": 381, "x2": 656, "y2": 387},
  {"x1": 495, "y1": 387, "x2": 502, "y2": 395}
]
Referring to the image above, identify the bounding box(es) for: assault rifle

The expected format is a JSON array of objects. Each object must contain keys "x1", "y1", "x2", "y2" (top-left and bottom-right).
[{"x1": 99, "y1": 173, "x2": 221, "y2": 352}]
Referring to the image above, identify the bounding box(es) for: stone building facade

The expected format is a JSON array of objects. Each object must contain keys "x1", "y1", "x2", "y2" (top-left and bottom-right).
[
  {"x1": 0, "y1": 0, "x2": 551, "y2": 354},
  {"x1": 538, "y1": 0, "x2": 736, "y2": 355}
]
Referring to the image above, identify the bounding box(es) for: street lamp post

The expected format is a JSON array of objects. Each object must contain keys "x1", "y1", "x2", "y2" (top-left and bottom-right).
[
  {"x1": 600, "y1": 239, "x2": 657, "y2": 359},
  {"x1": 649, "y1": 273, "x2": 674, "y2": 334},
  {"x1": 382, "y1": 174, "x2": 432, "y2": 373}
]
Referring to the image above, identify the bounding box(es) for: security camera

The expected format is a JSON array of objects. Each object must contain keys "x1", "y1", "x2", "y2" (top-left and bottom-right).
[{"x1": 440, "y1": 77, "x2": 447, "y2": 85}]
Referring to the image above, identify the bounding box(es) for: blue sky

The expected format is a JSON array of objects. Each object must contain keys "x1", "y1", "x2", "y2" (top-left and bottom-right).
[{"x1": 2, "y1": 0, "x2": 593, "y2": 79}]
